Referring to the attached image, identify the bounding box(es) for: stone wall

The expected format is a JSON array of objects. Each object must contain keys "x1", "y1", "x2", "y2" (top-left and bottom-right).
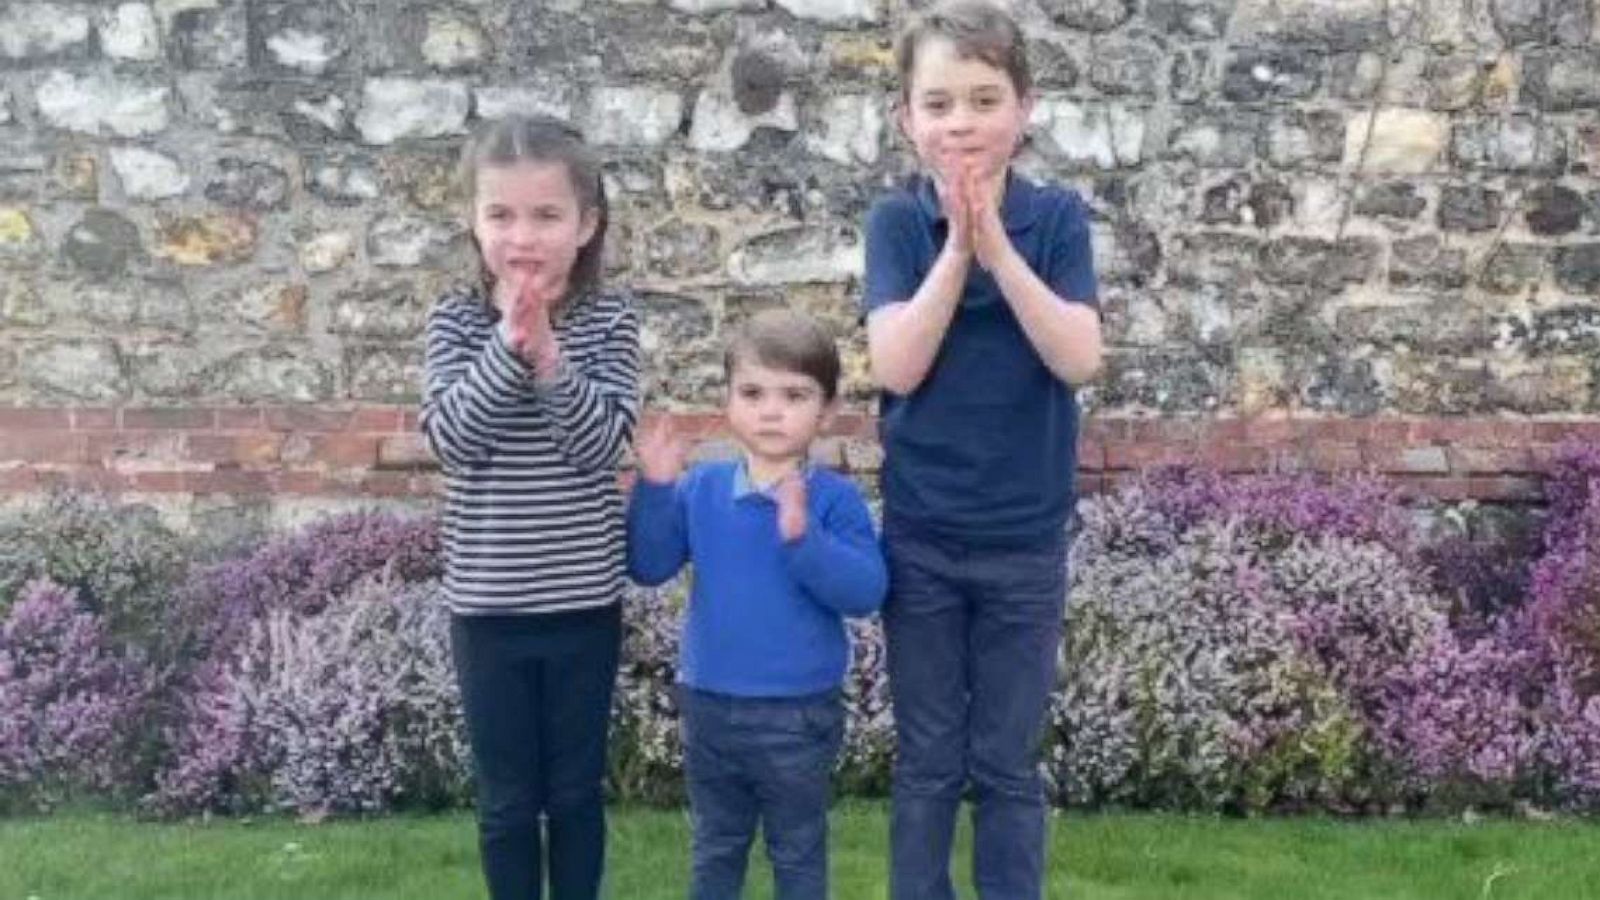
[{"x1": 0, "y1": 0, "x2": 1597, "y2": 526}]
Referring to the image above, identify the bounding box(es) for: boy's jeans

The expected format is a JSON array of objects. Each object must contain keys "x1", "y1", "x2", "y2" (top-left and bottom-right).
[
  {"x1": 883, "y1": 522, "x2": 1068, "y2": 900},
  {"x1": 451, "y1": 605, "x2": 621, "y2": 900},
  {"x1": 680, "y1": 686, "x2": 845, "y2": 900}
]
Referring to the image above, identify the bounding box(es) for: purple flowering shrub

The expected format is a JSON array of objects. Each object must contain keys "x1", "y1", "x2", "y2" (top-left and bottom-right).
[
  {"x1": 1054, "y1": 471, "x2": 1450, "y2": 812},
  {"x1": 0, "y1": 580, "x2": 150, "y2": 811},
  {"x1": 152, "y1": 576, "x2": 468, "y2": 816},
  {"x1": 0, "y1": 490, "x2": 190, "y2": 653}
]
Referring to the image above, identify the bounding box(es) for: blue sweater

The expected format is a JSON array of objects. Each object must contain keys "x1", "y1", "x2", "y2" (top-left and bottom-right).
[{"x1": 626, "y1": 461, "x2": 887, "y2": 697}]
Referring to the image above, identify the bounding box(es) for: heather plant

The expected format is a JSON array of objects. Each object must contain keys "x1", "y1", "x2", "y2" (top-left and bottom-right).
[
  {"x1": 839, "y1": 617, "x2": 894, "y2": 795},
  {"x1": 1527, "y1": 443, "x2": 1600, "y2": 676},
  {"x1": 152, "y1": 577, "x2": 468, "y2": 817},
  {"x1": 611, "y1": 580, "x2": 686, "y2": 805},
  {"x1": 0, "y1": 490, "x2": 190, "y2": 653},
  {"x1": 0, "y1": 579, "x2": 150, "y2": 812}
]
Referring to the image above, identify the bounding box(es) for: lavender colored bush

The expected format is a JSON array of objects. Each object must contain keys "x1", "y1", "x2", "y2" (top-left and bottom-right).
[
  {"x1": 0, "y1": 579, "x2": 149, "y2": 812},
  {"x1": 0, "y1": 490, "x2": 190, "y2": 653},
  {"x1": 152, "y1": 577, "x2": 468, "y2": 817}
]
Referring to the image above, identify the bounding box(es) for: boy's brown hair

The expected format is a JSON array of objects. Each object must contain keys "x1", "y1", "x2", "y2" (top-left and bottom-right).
[
  {"x1": 895, "y1": 0, "x2": 1032, "y2": 100},
  {"x1": 457, "y1": 114, "x2": 609, "y2": 304},
  {"x1": 724, "y1": 308, "x2": 842, "y2": 403}
]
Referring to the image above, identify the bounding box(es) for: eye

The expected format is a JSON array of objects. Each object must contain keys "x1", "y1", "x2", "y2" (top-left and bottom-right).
[
  {"x1": 737, "y1": 385, "x2": 762, "y2": 401},
  {"x1": 974, "y1": 95, "x2": 1000, "y2": 109},
  {"x1": 784, "y1": 388, "x2": 811, "y2": 403},
  {"x1": 922, "y1": 97, "x2": 949, "y2": 114},
  {"x1": 485, "y1": 208, "x2": 511, "y2": 221}
]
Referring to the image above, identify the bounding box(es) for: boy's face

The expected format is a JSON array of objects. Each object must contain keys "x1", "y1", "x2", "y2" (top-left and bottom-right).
[
  {"x1": 898, "y1": 36, "x2": 1032, "y2": 187},
  {"x1": 725, "y1": 358, "x2": 832, "y2": 470}
]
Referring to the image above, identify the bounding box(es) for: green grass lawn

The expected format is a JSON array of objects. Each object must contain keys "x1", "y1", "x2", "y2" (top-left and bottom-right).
[{"x1": 3, "y1": 803, "x2": 1598, "y2": 899}]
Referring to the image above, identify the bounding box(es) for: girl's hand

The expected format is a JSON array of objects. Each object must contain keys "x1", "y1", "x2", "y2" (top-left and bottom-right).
[
  {"x1": 504, "y1": 271, "x2": 563, "y2": 373},
  {"x1": 774, "y1": 471, "x2": 808, "y2": 543},
  {"x1": 967, "y1": 164, "x2": 1011, "y2": 271},
  {"x1": 634, "y1": 416, "x2": 689, "y2": 486}
]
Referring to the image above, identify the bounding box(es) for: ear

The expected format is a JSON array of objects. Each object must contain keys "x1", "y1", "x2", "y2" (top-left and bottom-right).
[
  {"x1": 1018, "y1": 89, "x2": 1036, "y2": 126},
  {"x1": 819, "y1": 397, "x2": 840, "y2": 430},
  {"x1": 894, "y1": 98, "x2": 913, "y2": 144},
  {"x1": 577, "y1": 206, "x2": 601, "y2": 248}
]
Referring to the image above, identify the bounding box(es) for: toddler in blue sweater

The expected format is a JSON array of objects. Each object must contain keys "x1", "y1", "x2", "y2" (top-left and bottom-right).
[{"x1": 627, "y1": 308, "x2": 887, "y2": 900}]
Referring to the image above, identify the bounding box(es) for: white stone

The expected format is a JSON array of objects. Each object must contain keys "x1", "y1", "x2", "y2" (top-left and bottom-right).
[
  {"x1": 368, "y1": 216, "x2": 456, "y2": 267},
  {"x1": 669, "y1": 0, "x2": 764, "y2": 12},
  {"x1": 300, "y1": 231, "x2": 355, "y2": 274},
  {"x1": 291, "y1": 95, "x2": 347, "y2": 133},
  {"x1": 110, "y1": 146, "x2": 189, "y2": 200},
  {"x1": 689, "y1": 88, "x2": 798, "y2": 153},
  {"x1": 422, "y1": 12, "x2": 489, "y2": 69},
  {"x1": 99, "y1": 3, "x2": 161, "y2": 61},
  {"x1": 1344, "y1": 108, "x2": 1447, "y2": 174},
  {"x1": 728, "y1": 227, "x2": 862, "y2": 285},
  {"x1": 0, "y1": 4, "x2": 91, "y2": 59},
  {"x1": 772, "y1": 0, "x2": 881, "y2": 25},
  {"x1": 806, "y1": 94, "x2": 883, "y2": 165},
  {"x1": 36, "y1": 71, "x2": 170, "y2": 137},
  {"x1": 355, "y1": 78, "x2": 470, "y2": 145},
  {"x1": 586, "y1": 87, "x2": 684, "y2": 147},
  {"x1": 1295, "y1": 179, "x2": 1345, "y2": 234},
  {"x1": 474, "y1": 84, "x2": 575, "y2": 121},
  {"x1": 267, "y1": 29, "x2": 336, "y2": 74},
  {"x1": 1035, "y1": 99, "x2": 1143, "y2": 169}
]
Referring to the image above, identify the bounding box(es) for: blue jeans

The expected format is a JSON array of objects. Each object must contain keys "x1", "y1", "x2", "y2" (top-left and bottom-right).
[
  {"x1": 451, "y1": 605, "x2": 621, "y2": 900},
  {"x1": 680, "y1": 687, "x2": 845, "y2": 900},
  {"x1": 883, "y1": 523, "x2": 1067, "y2": 900}
]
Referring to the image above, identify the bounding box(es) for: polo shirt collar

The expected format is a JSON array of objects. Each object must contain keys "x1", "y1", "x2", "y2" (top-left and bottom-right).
[
  {"x1": 914, "y1": 168, "x2": 1043, "y2": 232},
  {"x1": 732, "y1": 458, "x2": 815, "y2": 502}
]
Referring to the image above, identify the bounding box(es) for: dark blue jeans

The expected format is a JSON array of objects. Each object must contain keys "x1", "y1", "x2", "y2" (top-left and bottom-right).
[
  {"x1": 883, "y1": 523, "x2": 1067, "y2": 900},
  {"x1": 451, "y1": 605, "x2": 621, "y2": 900},
  {"x1": 680, "y1": 686, "x2": 845, "y2": 900}
]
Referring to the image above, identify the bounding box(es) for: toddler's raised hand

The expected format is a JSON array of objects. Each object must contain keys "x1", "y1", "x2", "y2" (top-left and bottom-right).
[
  {"x1": 774, "y1": 471, "x2": 808, "y2": 543},
  {"x1": 634, "y1": 415, "x2": 689, "y2": 486}
]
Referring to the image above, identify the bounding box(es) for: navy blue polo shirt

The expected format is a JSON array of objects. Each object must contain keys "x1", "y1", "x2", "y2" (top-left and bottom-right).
[{"x1": 861, "y1": 171, "x2": 1099, "y2": 546}]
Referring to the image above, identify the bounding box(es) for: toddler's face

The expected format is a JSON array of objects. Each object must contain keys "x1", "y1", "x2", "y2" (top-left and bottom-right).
[
  {"x1": 471, "y1": 160, "x2": 598, "y2": 308},
  {"x1": 725, "y1": 360, "x2": 831, "y2": 468},
  {"x1": 898, "y1": 36, "x2": 1032, "y2": 187}
]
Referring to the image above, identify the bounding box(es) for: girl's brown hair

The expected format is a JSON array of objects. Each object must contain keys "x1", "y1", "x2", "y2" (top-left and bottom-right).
[
  {"x1": 895, "y1": 0, "x2": 1032, "y2": 100},
  {"x1": 457, "y1": 114, "x2": 609, "y2": 305}
]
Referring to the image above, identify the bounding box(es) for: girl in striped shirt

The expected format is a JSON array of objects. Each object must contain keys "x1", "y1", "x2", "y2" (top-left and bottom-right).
[{"x1": 421, "y1": 115, "x2": 640, "y2": 900}]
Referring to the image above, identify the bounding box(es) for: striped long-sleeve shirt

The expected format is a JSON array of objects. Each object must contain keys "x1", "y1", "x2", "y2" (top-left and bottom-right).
[{"x1": 420, "y1": 283, "x2": 641, "y2": 616}]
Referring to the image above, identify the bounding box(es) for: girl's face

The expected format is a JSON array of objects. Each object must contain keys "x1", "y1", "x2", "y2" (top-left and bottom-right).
[
  {"x1": 471, "y1": 160, "x2": 598, "y2": 306},
  {"x1": 898, "y1": 36, "x2": 1032, "y2": 187}
]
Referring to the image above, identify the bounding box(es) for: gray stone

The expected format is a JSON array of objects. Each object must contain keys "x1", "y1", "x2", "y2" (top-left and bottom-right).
[
  {"x1": 1088, "y1": 40, "x2": 1164, "y2": 97},
  {"x1": 771, "y1": 0, "x2": 881, "y2": 25},
  {"x1": 1098, "y1": 347, "x2": 1230, "y2": 412},
  {"x1": 690, "y1": 84, "x2": 798, "y2": 153},
  {"x1": 1169, "y1": 232, "x2": 1262, "y2": 287},
  {"x1": 1525, "y1": 184, "x2": 1586, "y2": 236},
  {"x1": 1201, "y1": 177, "x2": 1248, "y2": 224},
  {"x1": 1555, "y1": 244, "x2": 1600, "y2": 294},
  {"x1": 1524, "y1": 51, "x2": 1600, "y2": 112},
  {"x1": 1028, "y1": 37, "x2": 1081, "y2": 89},
  {"x1": 99, "y1": 3, "x2": 162, "y2": 61},
  {"x1": 1245, "y1": 181, "x2": 1294, "y2": 229},
  {"x1": 1039, "y1": 0, "x2": 1136, "y2": 32},
  {"x1": 1168, "y1": 48, "x2": 1212, "y2": 104},
  {"x1": 63, "y1": 209, "x2": 144, "y2": 276},
  {"x1": 1354, "y1": 182, "x2": 1426, "y2": 219},
  {"x1": 1166, "y1": 112, "x2": 1262, "y2": 168},
  {"x1": 35, "y1": 71, "x2": 170, "y2": 137},
  {"x1": 587, "y1": 87, "x2": 684, "y2": 148},
  {"x1": 1145, "y1": 0, "x2": 1236, "y2": 38},
  {"x1": 0, "y1": 276, "x2": 48, "y2": 327},
  {"x1": 330, "y1": 282, "x2": 431, "y2": 338},
  {"x1": 165, "y1": 2, "x2": 248, "y2": 69},
  {"x1": 1033, "y1": 99, "x2": 1145, "y2": 169},
  {"x1": 1260, "y1": 237, "x2": 1379, "y2": 285},
  {"x1": 205, "y1": 158, "x2": 290, "y2": 210},
  {"x1": 1265, "y1": 110, "x2": 1345, "y2": 167},
  {"x1": 217, "y1": 282, "x2": 306, "y2": 332},
  {"x1": 1451, "y1": 116, "x2": 1567, "y2": 174},
  {"x1": 1222, "y1": 49, "x2": 1321, "y2": 102},
  {"x1": 646, "y1": 219, "x2": 721, "y2": 277},
  {"x1": 73, "y1": 281, "x2": 192, "y2": 332},
  {"x1": 208, "y1": 347, "x2": 333, "y2": 403},
  {"x1": 307, "y1": 154, "x2": 383, "y2": 206},
  {"x1": 1498, "y1": 305, "x2": 1600, "y2": 354},
  {"x1": 367, "y1": 216, "x2": 460, "y2": 269},
  {"x1": 474, "y1": 83, "x2": 576, "y2": 122},
  {"x1": 1233, "y1": 0, "x2": 1388, "y2": 51},
  {"x1": 110, "y1": 147, "x2": 190, "y2": 201},
  {"x1": 1438, "y1": 185, "x2": 1503, "y2": 232},
  {"x1": 1492, "y1": 0, "x2": 1592, "y2": 45},
  {"x1": 421, "y1": 9, "x2": 489, "y2": 70},
  {"x1": 1388, "y1": 236, "x2": 1468, "y2": 291},
  {"x1": 636, "y1": 290, "x2": 716, "y2": 358},
  {"x1": 24, "y1": 340, "x2": 125, "y2": 401},
  {"x1": 355, "y1": 78, "x2": 470, "y2": 145},
  {"x1": 345, "y1": 346, "x2": 420, "y2": 402},
  {"x1": 728, "y1": 226, "x2": 861, "y2": 285},
  {"x1": 1301, "y1": 354, "x2": 1382, "y2": 416},
  {"x1": 1424, "y1": 55, "x2": 1487, "y2": 111},
  {"x1": 0, "y1": 4, "x2": 91, "y2": 60},
  {"x1": 805, "y1": 94, "x2": 883, "y2": 165},
  {"x1": 669, "y1": 0, "x2": 764, "y2": 12},
  {"x1": 1479, "y1": 243, "x2": 1546, "y2": 294},
  {"x1": 1339, "y1": 302, "x2": 1483, "y2": 353},
  {"x1": 0, "y1": 89, "x2": 11, "y2": 125}
]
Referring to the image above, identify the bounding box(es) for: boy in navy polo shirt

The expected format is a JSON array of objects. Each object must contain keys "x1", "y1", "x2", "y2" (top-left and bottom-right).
[
  {"x1": 627, "y1": 308, "x2": 887, "y2": 900},
  {"x1": 862, "y1": 3, "x2": 1104, "y2": 899}
]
